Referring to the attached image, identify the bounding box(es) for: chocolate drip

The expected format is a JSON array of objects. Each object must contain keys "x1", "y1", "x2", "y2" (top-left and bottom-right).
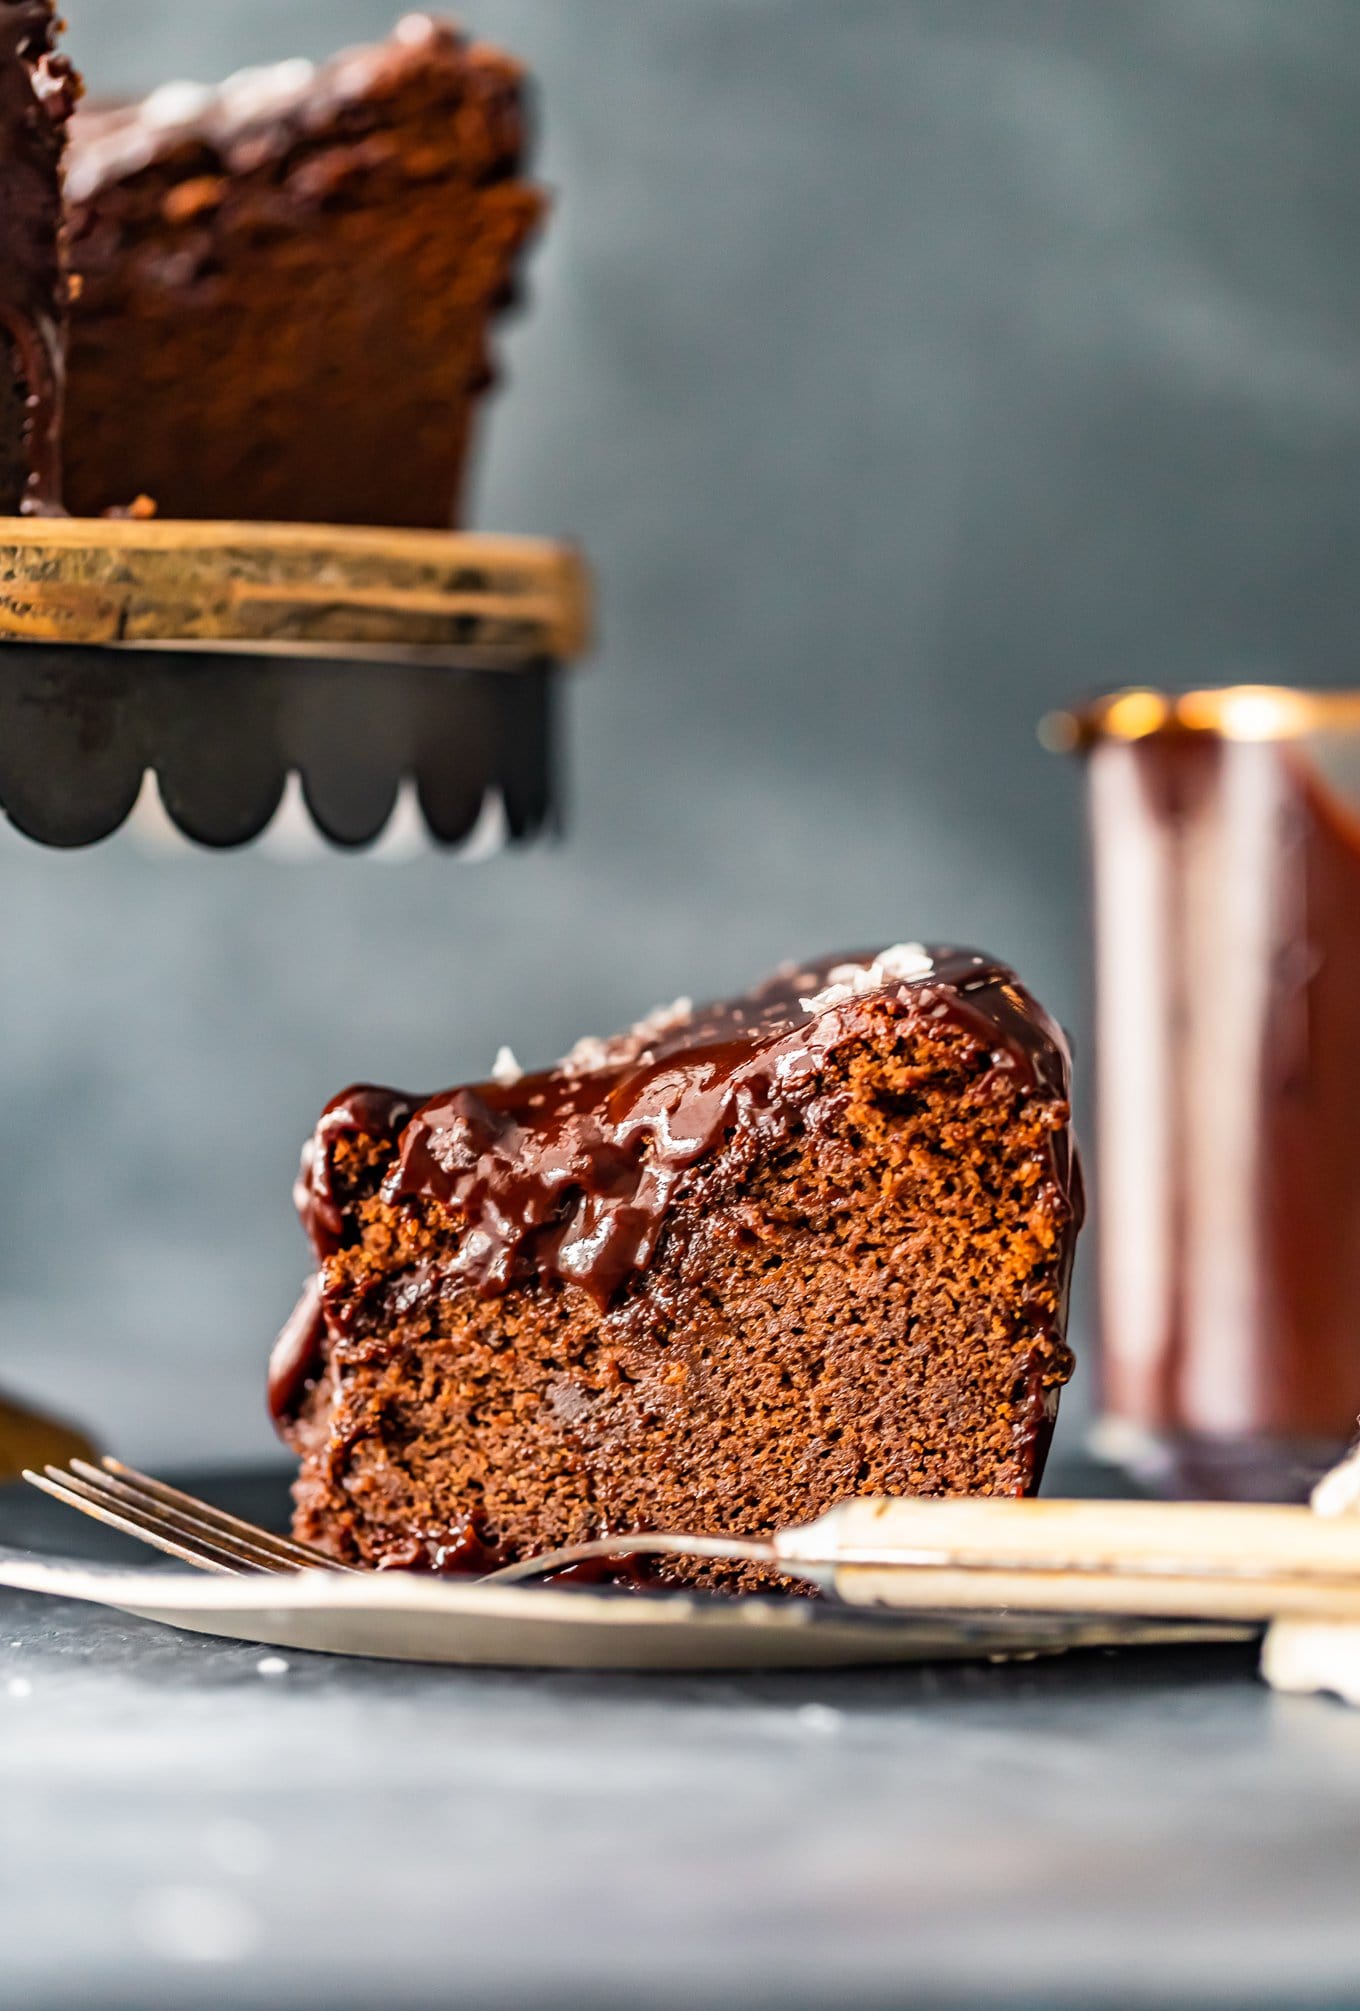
[
  {"x1": 294, "y1": 1084, "x2": 418, "y2": 1260},
  {"x1": 269, "y1": 1086, "x2": 418, "y2": 1422},
  {"x1": 266, "y1": 1273, "x2": 325, "y2": 1426},
  {"x1": 0, "y1": 0, "x2": 75, "y2": 513},
  {"x1": 367, "y1": 1515, "x2": 652, "y2": 1584},
  {"x1": 372, "y1": 1514, "x2": 511, "y2": 1576},
  {"x1": 281, "y1": 950, "x2": 1077, "y2": 1356}
]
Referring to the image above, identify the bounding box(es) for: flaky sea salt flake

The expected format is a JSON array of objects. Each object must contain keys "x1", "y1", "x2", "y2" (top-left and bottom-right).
[{"x1": 800, "y1": 942, "x2": 934, "y2": 1014}]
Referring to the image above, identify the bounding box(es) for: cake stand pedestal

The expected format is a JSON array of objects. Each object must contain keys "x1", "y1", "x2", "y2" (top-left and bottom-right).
[{"x1": 0, "y1": 518, "x2": 590, "y2": 1478}]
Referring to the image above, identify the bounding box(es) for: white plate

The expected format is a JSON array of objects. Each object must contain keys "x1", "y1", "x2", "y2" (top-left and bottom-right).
[{"x1": 0, "y1": 1545, "x2": 1255, "y2": 1671}]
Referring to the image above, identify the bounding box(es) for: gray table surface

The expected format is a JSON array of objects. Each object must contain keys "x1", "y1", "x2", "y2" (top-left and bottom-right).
[{"x1": 3, "y1": 1464, "x2": 1360, "y2": 2011}]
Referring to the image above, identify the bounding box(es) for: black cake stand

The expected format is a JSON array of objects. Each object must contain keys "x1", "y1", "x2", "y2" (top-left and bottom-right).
[{"x1": 0, "y1": 516, "x2": 591, "y2": 1472}]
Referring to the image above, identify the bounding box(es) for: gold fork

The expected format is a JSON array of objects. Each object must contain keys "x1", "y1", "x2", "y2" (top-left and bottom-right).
[
  {"x1": 22, "y1": 1457, "x2": 1360, "y2": 1621},
  {"x1": 22, "y1": 1457, "x2": 354, "y2": 1575}
]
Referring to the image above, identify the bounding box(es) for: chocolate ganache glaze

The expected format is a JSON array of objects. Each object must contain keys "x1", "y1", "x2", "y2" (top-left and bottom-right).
[
  {"x1": 0, "y1": 0, "x2": 76, "y2": 513},
  {"x1": 271, "y1": 946, "x2": 1081, "y2": 1427}
]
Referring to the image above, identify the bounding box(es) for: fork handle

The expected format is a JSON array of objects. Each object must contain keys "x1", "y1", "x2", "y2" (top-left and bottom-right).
[
  {"x1": 780, "y1": 1497, "x2": 1360, "y2": 1622},
  {"x1": 831, "y1": 1563, "x2": 1360, "y2": 1622},
  {"x1": 0, "y1": 1394, "x2": 95, "y2": 1484}
]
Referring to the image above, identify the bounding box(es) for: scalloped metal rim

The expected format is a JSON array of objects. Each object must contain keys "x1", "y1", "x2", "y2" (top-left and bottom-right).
[{"x1": 0, "y1": 642, "x2": 560, "y2": 850}]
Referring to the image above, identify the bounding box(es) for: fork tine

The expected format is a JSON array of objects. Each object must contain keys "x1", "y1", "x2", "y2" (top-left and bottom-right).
[
  {"x1": 97, "y1": 1456, "x2": 355, "y2": 1574},
  {"x1": 42, "y1": 1465, "x2": 280, "y2": 1574},
  {"x1": 64, "y1": 1461, "x2": 304, "y2": 1575},
  {"x1": 23, "y1": 1469, "x2": 255, "y2": 1575}
]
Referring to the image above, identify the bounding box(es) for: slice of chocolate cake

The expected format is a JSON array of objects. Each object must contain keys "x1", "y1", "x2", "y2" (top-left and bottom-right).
[
  {"x1": 62, "y1": 15, "x2": 544, "y2": 526},
  {"x1": 271, "y1": 947, "x2": 1083, "y2": 1590},
  {"x1": 0, "y1": 0, "x2": 76, "y2": 513}
]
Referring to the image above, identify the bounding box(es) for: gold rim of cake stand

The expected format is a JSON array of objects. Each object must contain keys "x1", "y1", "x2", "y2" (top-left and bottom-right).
[
  {"x1": 1042, "y1": 685, "x2": 1360, "y2": 753},
  {"x1": 0, "y1": 517, "x2": 593, "y2": 661}
]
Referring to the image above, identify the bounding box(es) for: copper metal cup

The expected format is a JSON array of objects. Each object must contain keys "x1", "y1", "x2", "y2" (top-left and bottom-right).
[{"x1": 1052, "y1": 687, "x2": 1360, "y2": 1500}]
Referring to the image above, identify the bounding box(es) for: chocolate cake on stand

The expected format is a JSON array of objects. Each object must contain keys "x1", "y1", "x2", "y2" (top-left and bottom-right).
[
  {"x1": 0, "y1": 8, "x2": 587, "y2": 1476},
  {"x1": 63, "y1": 15, "x2": 544, "y2": 527}
]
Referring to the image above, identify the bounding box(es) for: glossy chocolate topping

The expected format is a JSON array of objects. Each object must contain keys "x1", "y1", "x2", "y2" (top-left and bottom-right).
[
  {"x1": 0, "y1": 0, "x2": 75, "y2": 512},
  {"x1": 272, "y1": 947, "x2": 1079, "y2": 1428},
  {"x1": 266, "y1": 1273, "x2": 325, "y2": 1430},
  {"x1": 294, "y1": 1085, "x2": 420, "y2": 1263},
  {"x1": 388, "y1": 946, "x2": 1074, "y2": 1309}
]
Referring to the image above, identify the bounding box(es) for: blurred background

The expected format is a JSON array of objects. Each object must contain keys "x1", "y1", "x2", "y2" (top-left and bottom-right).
[{"x1": 7, "y1": 0, "x2": 1360, "y2": 1465}]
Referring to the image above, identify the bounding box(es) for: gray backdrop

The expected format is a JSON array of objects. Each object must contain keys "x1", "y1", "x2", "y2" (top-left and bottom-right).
[{"x1": 7, "y1": 0, "x2": 1360, "y2": 1463}]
